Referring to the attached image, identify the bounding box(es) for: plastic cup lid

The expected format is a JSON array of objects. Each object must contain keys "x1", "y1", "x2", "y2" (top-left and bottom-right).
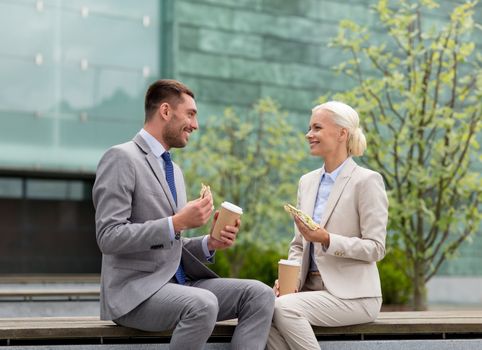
[
  {"x1": 221, "y1": 201, "x2": 243, "y2": 214},
  {"x1": 278, "y1": 259, "x2": 301, "y2": 266}
]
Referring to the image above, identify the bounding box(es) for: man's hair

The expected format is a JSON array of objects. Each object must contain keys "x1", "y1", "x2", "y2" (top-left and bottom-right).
[{"x1": 144, "y1": 79, "x2": 194, "y2": 122}]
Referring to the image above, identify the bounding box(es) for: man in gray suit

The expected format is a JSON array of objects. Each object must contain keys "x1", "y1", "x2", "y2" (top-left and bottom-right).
[{"x1": 92, "y1": 79, "x2": 275, "y2": 349}]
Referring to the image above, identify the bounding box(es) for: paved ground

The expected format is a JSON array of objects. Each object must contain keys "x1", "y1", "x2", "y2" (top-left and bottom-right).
[
  {"x1": 0, "y1": 301, "x2": 99, "y2": 317},
  {"x1": 1, "y1": 282, "x2": 481, "y2": 318},
  {"x1": 0, "y1": 283, "x2": 100, "y2": 317}
]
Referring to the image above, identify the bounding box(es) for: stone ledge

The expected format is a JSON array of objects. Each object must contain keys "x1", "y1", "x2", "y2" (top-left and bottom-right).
[{"x1": 1, "y1": 311, "x2": 481, "y2": 345}]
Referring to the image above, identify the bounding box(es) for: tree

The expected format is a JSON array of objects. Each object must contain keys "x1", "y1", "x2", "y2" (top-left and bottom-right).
[
  {"x1": 378, "y1": 247, "x2": 413, "y2": 306},
  {"x1": 326, "y1": 0, "x2": 481, "y2": 309},
  {"x1": 177, "y1": 98, "x2": 307, "y2": 278}
]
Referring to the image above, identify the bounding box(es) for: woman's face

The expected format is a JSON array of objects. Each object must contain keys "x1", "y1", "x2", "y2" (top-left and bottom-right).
[{"x1": 306, "y1": 109, "x2": 345, "y2": 158}]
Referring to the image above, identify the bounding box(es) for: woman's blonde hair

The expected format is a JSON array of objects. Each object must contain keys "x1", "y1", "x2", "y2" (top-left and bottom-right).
[{"x1": 312, "y1": 101, "x2": 367, "y2": 156}]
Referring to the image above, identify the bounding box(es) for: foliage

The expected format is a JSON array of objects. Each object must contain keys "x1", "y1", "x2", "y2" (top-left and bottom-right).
[
  {"x1": 178, "y1": 98, "x2": 307, "y2": 277},
  {"x1": 209, "y1": 240, "x2": 287, "y2": 286},
  {"x1": 326, "y1": 0, "x2": 481, "y2": 309},
  {"x1": 378, "y1": 246, "x2": 413, "y2": 305}
]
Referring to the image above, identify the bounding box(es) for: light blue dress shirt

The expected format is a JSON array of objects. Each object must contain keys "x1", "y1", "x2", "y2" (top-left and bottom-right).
[
  {"x1": 139, "y1": 129, "x2": 212, "y2": 258},
  {"x1": 309, "y1": 158, "x2": 350, "y2": 271}
]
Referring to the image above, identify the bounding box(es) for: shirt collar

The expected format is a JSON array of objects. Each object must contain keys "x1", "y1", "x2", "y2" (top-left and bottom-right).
[
  {"x1": 323, "y1": 157, "x2": 351, "y2": 182},
  {"x1": 139, "y1": 128, "x2": 166, "y2": 158}
]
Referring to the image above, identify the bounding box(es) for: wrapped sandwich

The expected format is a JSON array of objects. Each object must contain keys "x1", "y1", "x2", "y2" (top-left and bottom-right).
[
  {"x1": 200, "y1": 183, "x2": 211, "y2": 198},
  {"x1": 284, "y1": 204, "x2": 320, "y2": 231}
]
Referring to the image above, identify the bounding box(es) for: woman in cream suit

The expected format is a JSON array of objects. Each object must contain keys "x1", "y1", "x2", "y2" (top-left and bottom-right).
[{"x1": 268, "y1": 101, "x2": 389, "y2": 350}]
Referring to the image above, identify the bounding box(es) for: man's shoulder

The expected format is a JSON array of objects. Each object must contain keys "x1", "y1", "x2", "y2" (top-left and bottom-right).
[
  {"x1": 96, "y1": 140, "x2": 143, "y2": 172},
  {"x1": 104, "y1": 139, "x2": 140, "y2": 157}
]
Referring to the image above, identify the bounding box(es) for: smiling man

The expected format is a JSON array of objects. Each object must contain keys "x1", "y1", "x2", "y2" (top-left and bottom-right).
[{"x1": 92, "y1": 79, "x2": 274, "y2": 350}]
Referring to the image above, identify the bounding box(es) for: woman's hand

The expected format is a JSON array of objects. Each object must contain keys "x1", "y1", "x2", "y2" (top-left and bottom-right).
[
  {"x1": 273, "y1": 279, "x2": 280, "y2": 297},
  {"x1": 273, "y1": 279, "x2": 298, "y2": 297},
  {"x1": 294, "y1": 216, "x2": 330, "y2": 247}
]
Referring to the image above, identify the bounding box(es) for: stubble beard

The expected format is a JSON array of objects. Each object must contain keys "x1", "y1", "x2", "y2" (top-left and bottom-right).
[{"x1": 163, "y1": 124, "x2": 188, "y2": 149}]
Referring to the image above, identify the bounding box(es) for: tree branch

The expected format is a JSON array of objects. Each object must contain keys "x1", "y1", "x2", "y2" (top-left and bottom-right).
[
  {"x1": 386, "y1": 90, "x2": 405, "y2": 123},
  {"x1": 448, "y1": 24, "x2": 460, "y2": 110},
  {"x1": 425, "y1": 198, "x2": 478, "y2": 283},
  {"x1": 430, "y1": 24, "x2": 453, "y2": 120},
  {"x1": 445, "y1": 111, "x2": 478, "y2": 188}
]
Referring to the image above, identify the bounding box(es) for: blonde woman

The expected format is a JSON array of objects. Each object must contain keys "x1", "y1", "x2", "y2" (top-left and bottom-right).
[{"x1": 268, "y1": 101, "x2": 388, "y2": 349}]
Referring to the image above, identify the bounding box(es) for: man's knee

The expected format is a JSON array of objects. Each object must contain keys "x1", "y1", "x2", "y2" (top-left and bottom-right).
[
  {"x1": 185, "y1": 290, "x2": 219, "y2": 324},
  {"x1": 246, "y1": 280, "x2": 275, "y2": 311}
]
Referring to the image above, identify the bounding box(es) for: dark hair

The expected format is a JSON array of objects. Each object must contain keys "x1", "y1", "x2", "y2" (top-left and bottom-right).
[{"x1": 144, "y1": 79, "x2": 195, "y2": 122}]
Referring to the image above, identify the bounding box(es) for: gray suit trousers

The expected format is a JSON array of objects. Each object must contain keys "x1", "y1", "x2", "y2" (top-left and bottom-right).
[{"x1": 115, "y1": 278, "x2": 275, "y2": 350}]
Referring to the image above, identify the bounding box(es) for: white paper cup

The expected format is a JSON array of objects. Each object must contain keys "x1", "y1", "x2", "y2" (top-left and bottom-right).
[
  {"x1": 278, "y1": 259, "x2": 301, "y2": 296},
  {"x1": 211, "y1": 202, "x2": 243, "y2": 240}
]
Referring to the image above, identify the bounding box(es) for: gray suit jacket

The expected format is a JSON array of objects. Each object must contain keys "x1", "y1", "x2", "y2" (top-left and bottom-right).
[
  {"x1": 289, "y1": 158, "x2": 388, "y2": 299},
  {"x1": 92, "y1": 133, "x2": 218, "y2": 320}
]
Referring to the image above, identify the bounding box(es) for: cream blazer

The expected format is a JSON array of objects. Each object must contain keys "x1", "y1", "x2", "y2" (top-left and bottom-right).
[{"x1": 289, "y1": 157, "x2": 388, "y2": 299}]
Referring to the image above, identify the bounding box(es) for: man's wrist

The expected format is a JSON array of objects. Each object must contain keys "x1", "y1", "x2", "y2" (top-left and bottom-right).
[
  {"x1": 203, "y1": 235, "x2": 215, "y2": 259},
  {"x1": 172, "y1": 214, "x2": 186, "y2": 232},
  {"x1": 167, "y1": 217, "x2": 176, "y2": 241},
  {"x1": 207, "y1": 235, "x2": 215, "y2": 251}
]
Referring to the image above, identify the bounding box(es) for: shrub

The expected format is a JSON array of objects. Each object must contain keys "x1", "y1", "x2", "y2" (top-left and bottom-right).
[{"x1": 379, "y1": 246, "x2": 412, "y2": 306}]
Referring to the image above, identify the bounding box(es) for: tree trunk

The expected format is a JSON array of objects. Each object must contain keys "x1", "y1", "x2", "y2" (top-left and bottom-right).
[{"x1": 413, "y1": 259, "x2": 428, "y2": 310}]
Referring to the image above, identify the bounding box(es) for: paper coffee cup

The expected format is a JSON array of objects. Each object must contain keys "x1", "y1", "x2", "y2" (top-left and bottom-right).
[
  {"x1": 278, "y1": 259, "x2": 301, "y2": 296},
  {"x1": 211, "y1": 201, "x2": 243, "y2": 240}
]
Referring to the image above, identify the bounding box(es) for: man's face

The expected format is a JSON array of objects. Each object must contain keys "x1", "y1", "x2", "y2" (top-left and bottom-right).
[{"x1": 163, "y1": 93, "x2": 198, "y2": 149}]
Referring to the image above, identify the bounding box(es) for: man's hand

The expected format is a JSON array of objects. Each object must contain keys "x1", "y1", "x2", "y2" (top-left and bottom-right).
[
  {"x1": 207, "y1": 212, "x2": 241, "y2": 251},
  {"x1": 294, "y1": 216, "x2": 330, "y2": 247},
  {"x1": 172, "y1": 194, "x2": 213, "y2": 232}
]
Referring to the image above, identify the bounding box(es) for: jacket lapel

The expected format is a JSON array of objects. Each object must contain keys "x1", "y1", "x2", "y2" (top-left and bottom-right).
[
  {"x1": 133, "y1": 134, "x2": 178, "y2": 212},
  {"x1": 319, "y1": 158, "x2": 357, "y2": 228},
  {"x1": 300, "y1": 168, "x2": 323, "y2": 254},
  {"x1": 302, "y1": 168, "x2": 324, "y2": 218}
]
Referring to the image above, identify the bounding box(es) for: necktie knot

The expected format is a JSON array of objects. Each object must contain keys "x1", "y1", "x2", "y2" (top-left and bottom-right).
[{"x1": 161, "y1": 151, "x2": 172, "y2": 163}]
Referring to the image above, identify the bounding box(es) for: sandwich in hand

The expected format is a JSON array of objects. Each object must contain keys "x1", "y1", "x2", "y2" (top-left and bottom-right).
[
  {"x1": 200, "y1": 183, "x2": 215, "y2": 210},
  {"x1": 284, "y1": 204, "x2": 320, "y2": 231},
  {"x1": 200, "y1": 183, "x2": 211, "y2": 198}
]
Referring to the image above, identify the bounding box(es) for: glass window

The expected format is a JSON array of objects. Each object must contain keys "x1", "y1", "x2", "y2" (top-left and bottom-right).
[
  {"x1": 0, "y1": 178, "x2": 22, "y2": 198},
  {"x1": 26, "y1": 179, "x2": 87, "y2": 200},
  {"x1": 0, "y1": 0, "x2": 161, "y2": 173}
]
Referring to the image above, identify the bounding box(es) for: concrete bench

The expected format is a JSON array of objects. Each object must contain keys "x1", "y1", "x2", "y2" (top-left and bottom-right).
[
  {"x1": 0, "y1": 289, "x2": 100, "y2": 301},
  {"x1": 1, "y1": 311, "x2": 482, "y2": 347},
  {"x1": 0, "y1": 275, "x2": 100, "y2": 284}
]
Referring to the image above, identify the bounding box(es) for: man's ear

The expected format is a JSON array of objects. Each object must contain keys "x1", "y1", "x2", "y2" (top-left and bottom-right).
[{"x1": 158, "y1": 102, "x2": 170, "y2": 121}]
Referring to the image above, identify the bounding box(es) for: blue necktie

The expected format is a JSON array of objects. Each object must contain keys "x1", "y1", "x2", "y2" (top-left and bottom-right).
[
  {"x1": 161, "y1": 151, "x2": 186, "y2": 285},
  {"x1": 161, "y1": 151, "x2": 177, "y2": 205}
]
